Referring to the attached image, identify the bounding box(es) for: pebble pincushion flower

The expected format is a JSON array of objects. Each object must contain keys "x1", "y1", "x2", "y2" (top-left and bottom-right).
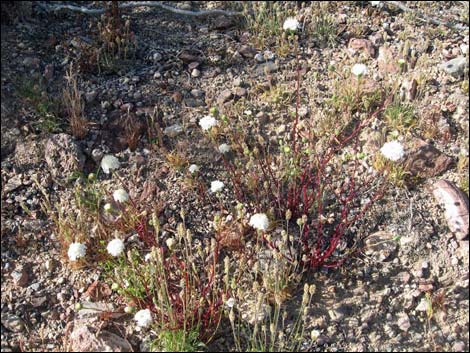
[
  {"x1": 134, "y1": 309, "x2": 153, "y2": 328},
  {"x1": 283, "y1": 17, "x2": 300, "y2": 32},
  {"x1": 107, "y1": 238, "x2": 125, "y2": 257},
  {"x1": 249, "y1": 213, "x2": 269, "y2": 231},
  {"x1": 113, "y1": 188, "x2": 129, "y2": 203},
  {"x1": 101, "y1": 155, "x2": 120, "y2": 174},
  {"x1": 68, "y1": 242, "x2": 86, "y2": 261},
  {"x1": 189, "y1": 164, "x2": 199, "y2": 174},
  {"x1": 218, "y1": 143, "x2": 231, "y2": 154},
  {"x1": 199, "y1": 115, "x2": 218, "y2": 131},
  {"x1": 380, "y1": 140, "x2": 405, "y2": 161},
  {"x1": 210, "y1": 180, "x2": 224, "y2": 193},
  {"x1": 351, "y1": 63, "x2": 368, "y2": 77}
]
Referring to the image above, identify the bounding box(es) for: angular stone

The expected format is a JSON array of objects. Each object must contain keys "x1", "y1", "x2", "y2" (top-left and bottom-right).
[
  {"x1": 378, "y1": 47, "x2": 399, "y2": 73},
  {"x1": 217, "y1": 89, "x2": 233, "y2": 105},
  {"x1": 364, "y1": 231, "x2": 398, "y2": 262},
  {"x1": 4, "y1": 174, "x2": 23, "y2": 193},
  {"x1": 163, "y1": 124, "x2": 183, "y2": 138},
  {"x1": 70, "y1": 323, "x2": 133, "y2": 352},
  {"x1": 239, "y1": 45, "x2": 257, "y2": 58},
  {"x1": 404, "y1": 138, "x2": 453, "y2": 178},
  {"x1": 348, "y1": 38, "x2": 375, "y2": 57},
  {"x1": 1, "y1": 314, "x2": 25, "y2": 333}
]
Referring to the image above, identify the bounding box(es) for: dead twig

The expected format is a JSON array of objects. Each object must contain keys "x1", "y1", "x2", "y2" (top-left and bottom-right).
[
  {"x1": 382, "y1": 1, "x2": 469, "y2": 31},
  {"x1": 38, "y1": 1, "x2": 243, "y2": 17}
]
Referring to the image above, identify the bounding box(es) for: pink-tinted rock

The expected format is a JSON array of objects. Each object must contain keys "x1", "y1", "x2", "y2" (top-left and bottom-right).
[
  {"x1": 349, "y1": 38, "x2": 376, "y2": 57},
  {"x1": 404, "y1": 138, "x2": 453, "y2": 178},
  {"x1": 378, "y1": 46, "x2": 399, "y2": 73},
  {"x1": 432, "y1": 180, "x2": 469, "y2": 240},
  {"x1": 70, "y1": 323, "x2": 133, "y2": 352}
]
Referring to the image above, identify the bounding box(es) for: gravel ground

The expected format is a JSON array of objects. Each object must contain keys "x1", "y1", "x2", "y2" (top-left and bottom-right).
[{"x1": 1, "y1": 1, "x2": 469, "y2": 352}]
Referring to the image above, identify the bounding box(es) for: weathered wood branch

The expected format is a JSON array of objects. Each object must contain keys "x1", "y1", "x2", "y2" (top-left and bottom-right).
[
  {"x1": 383, "y1": 1, "x2": 469, "y2": 31},
  {"x1": 38, "y1": 1, "x2": 243, "y2": 17}
]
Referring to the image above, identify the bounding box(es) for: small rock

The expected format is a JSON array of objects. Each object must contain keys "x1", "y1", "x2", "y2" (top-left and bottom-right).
[
  {"x1": 44, "y1": 64, "x2": 54, "y2": 81},
  {"x1": 439, "y1": 56, "x2": 467, "y2": 78},
  {"x1": 191, "y1": 68, "x2": 201, "y2": 78},
  {"x1": 415, "y1": 298, "x2": 428, "y2": 312},
  {"x1": 217, "y1": 89, "x2": 233, "y2": 105},
  {"x1": 364, "y1": 231, "x2": 398, "y2": 261},
  {"x1": 152, "y1": 52, "x2": 162, "y2": 62},
  {"x1": 120, "y1": 103, "x2": 134, "y2": 111},
  {"x1": 11, "y1": 265, "x2": 29, "y2": 287},
  {"x1": 256, "y1": 62, "x2": 279, "y2": 76},
  {"x1": 91, "y1": 148, "x2": 103, "y2": 163},
  {"x1": 85, "y1": 90, "x2": 97, "y2": 103},
  {"x1": 172, "y1": 91, "x2": 183, "y2": 103},
  {"x1": 4, "y1": 174, "x2": 23, "y2": 193},
  {"x1": 378, "y1": 47, "x2": 399, "y2": 73},
  {"x1": 190, "y1": 89, "x2": 204, "y2": 98},
  {"x1": 452, "y1": 341, "x2": 467, "y2": 351},
  {"x1": 263, "y1": 50, "x2": 275, "y2": 61},
  {"x1": 163, "y1": 124, "x2": 183, "y2": 138},
  {"x1": 254, "y1": 53, "x2": 264, "y2": 63},
  {"x1": 239, "y1": 45, "x2": 256, "y2": 58},
  {"x1": 1, "y1": 314, "x2": 25, "y2": 333},
  {"x1": 233, "y1": 87, "x2": 247, "y2": 97},
  {"x1": 348, "y1": 38, "x2": 375, "y2": 57},
  {"x1": 188, "y1": 62, "x2": 200, "y2": 70},
  {"x1": 22, "y1": 57, "x2": 40, "y2": 68}
]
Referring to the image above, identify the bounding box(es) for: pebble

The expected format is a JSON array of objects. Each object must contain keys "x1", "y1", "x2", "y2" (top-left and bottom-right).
[
  {"x1": 163, "y1": 124, "x2": 183, "y2": 138},
  {"x1": 190, "y1": 89, "x2": 204, "y2": 98},
  {"x1": 191, "y1": 68, "x2": 201, "y2": 78},
  {"x1": 397, "y1": 312, "x2": 411, "y2": 332},
  {"x1": 1, "y1": 314, "x2": 25, "y2": 332},
  {"x1": 217, "y1": 89, "x2": 233, "y2": 105},
  {"x1": 85, "y1": 90, "x2": 97, "y2": 103},
  {"x1": 254, "y1": 53, "x2": 264, "y2": 63},
  {"x1": 452, "y1": 341, "x2": 466, "y2": 351}
]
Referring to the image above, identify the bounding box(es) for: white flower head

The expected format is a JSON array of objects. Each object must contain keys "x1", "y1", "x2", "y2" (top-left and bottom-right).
[
  {"x1": 283, "y1": 17, "x2": 300, "y2": 32},
  {"x1": 311, "y1": 329, "x2": 321, "y2": 341},
  {"x1": 68, "y1": 242, "x2": 87, "y2": 261},
  {"x1": 101, "y1": 155, "x2": 120, "y2": 174},
  {"x1": 351, "y1": 63, "x2": 368, "y2": 77},
  {"x1": 210, "y1": 180, "x2": 224, "y2": 193},
  {"x1": 107, "y1": 238, "x2": 125, "y2": 257},
  {"x1": 165, "y1": 237, "x2": 176, "y2": 250},
  {"x1": 249, "y1": 213, "x2": 270, "y2": 231},
  {"x1": 218, "y1": 143, "x2": 231, "y2": 154},
  {"x1": 189, "y1": 164, "x2": 200, "y2": 174},
  {"x1": 225, "y1": 297, "x2": 236, "y2": 308},
  {"x1": 144, "y1": 253, "x2": 152, "y2": 262},
  {"x1": 134, "y1": 309, "x2": 153, "y2": 328},
  {"x1": 199, "y1": 115, "x2": 218, "y2": 131},
  {"x1": 380, "y1": 140, "x2": 405, "y2": 161},
  {"x1": 113, "y1": 188, "x2": 129, "y2": 203}
]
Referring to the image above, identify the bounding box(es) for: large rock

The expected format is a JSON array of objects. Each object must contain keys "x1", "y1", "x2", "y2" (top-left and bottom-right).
[
  {"x1": 70, "y1": 322, "x2": 133, "y2": 352},
  {"x1": 15, "y1": 139, "x2": 44, "y2": 170},
  {"x1": 44, "y1": 134, "x2": 85, "y2": 180},
  {"x1": 403, "y1": 138, "x2": 453, "y2": 179},
  {"x1": 432, "y1": 180, "x2": 469, "y2": 240}
]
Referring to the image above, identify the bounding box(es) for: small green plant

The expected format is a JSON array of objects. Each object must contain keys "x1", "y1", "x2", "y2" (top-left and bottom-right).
[
  {"x1": 383, "y1": 101, "x2": 416, "y2": 133},
  {"x1": 307, "y1": 9, "x2": 338, "y2": 48},
  {"x1": 457, "y1": 153, "x2": 469, "y2": 195},
  {"x1": 151, "y1": 328, "x2": 206, "y2": 352},
  {"x1": 242, "y1": 2, "x2": 296, "y2": 56},
  {"x1": 15, "y1": 74, "x2": 62, "y2": 133}
]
